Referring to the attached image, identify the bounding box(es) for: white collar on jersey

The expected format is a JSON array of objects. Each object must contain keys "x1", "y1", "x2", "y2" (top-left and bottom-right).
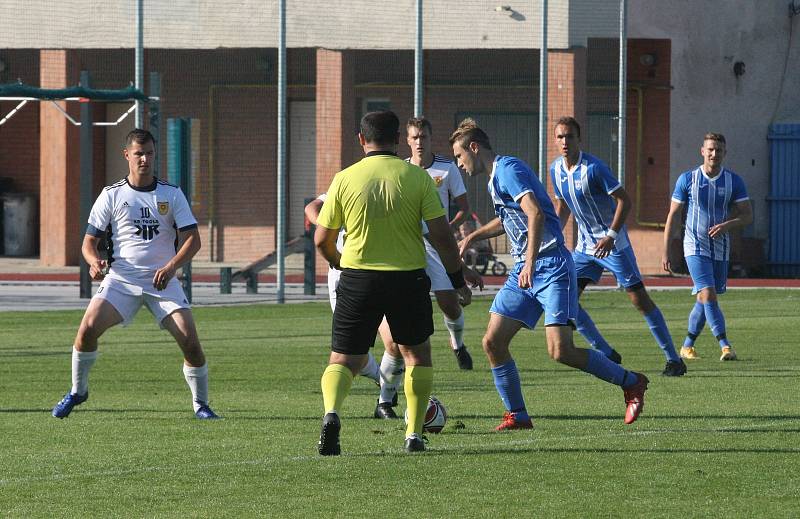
[
  {"x1": 561, "y1": 151, "x2": 584, "y2": 174},
  {"x1": 698, "y1": 165, "x2": 724, "y2": 181}
]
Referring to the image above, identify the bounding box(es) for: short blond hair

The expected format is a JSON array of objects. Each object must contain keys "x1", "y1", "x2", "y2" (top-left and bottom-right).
[
  {"x1": 703, "y1": 132, "x2": 726, "y2": 145},
  {"x1": 449, "y1": 118, "x2": 492, "y2": 150}
]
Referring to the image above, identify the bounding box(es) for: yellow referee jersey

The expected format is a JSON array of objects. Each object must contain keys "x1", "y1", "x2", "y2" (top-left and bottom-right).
[{"x1": 317, "y1": 152, "x2": 445, "y2": 271}]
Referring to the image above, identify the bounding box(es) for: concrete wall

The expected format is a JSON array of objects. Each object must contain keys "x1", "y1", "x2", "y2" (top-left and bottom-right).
[
  {"x1": 1, "y1": 0, "x2": 623, "y2": 50},
  {"x1": 629, "y1": 0, "x2": 800, "y2": 245}
]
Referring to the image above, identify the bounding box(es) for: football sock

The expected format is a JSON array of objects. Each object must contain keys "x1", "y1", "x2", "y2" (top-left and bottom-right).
[
  {"x1": 703, "y1": 301, "x2": 730, "y2": 348},
  {"x1": 443, "y1": 311, "x2": 465, "y2": 350},
  {"x1": 358, "y1": 352, "x2": 381, "y2": 384},
  {"x1": 644, "y1": 307, "x2": 680, "y2": 362},
  {"x1": 321, "y1": 364, "x2": 353, "y2": 415},
  {"x1": 576, "y1": 305, "x2": 615, "y2": 356},
  {"x1": 584, "y1": 349, "x2": 633, "y2": 387},
  {"x1": 183, "y1": 363, "x2": 209, "y2": 412},
  {"x1": 404, "y1": 365, "x2": 433, "y2": 437},
  {"x1": 379, "y1": 353, "x2": 405, "y2": 404},
  {"x1": 491, "y1": 360, "x2": 529, "y2": 421},
  {"x1": 71, "y1": 348, "x2": 97, "y2": 395},
  {"x1": 684, "y1": 302, "x2": 706, "y2": 347}
]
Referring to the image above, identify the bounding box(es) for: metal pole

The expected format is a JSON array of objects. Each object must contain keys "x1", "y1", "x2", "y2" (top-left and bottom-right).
[
  {"x1": 538, "y1": 0, "x2": 548, "y2": 184},
  {"x1": 414, "y1": 0, "x2": 423, "y2": 116},
  {"x1": 79, "y1": 71, "x2": 94, "y2": 299},
  {"x1": 135, "y1": 0, "x2": 144, "y2": 128},
  {"x1": 618, "y1": 0, "x2": 627, "y2": 184},
  {"x1": 276, "y1": 0, "x2": 287, "y2": 304},
  {"x1": 149, "y1": 72, "x2": 161, "y2": 178}
]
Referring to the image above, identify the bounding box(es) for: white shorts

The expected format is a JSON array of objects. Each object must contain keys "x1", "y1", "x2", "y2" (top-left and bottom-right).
[
  {"x1": 424, "y1": 239, "x2": 454, "y2": 292},
  {"x1": 95, "y1": 276, "x2": 190, "y2": 328},
  {"x1": 327, "y1": 267, "x2": 341, "y2": 311}
]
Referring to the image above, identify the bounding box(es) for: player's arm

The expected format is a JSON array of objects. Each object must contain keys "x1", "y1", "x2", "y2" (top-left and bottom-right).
[
  {"x1": 458, "y1": 217, "x2": 504, "y2": 257},
  {"x1": 709, "y1": 200, "x2": 752, "y2": 239},
  {"x1": 426, "y1": 215, "x2": 476, "y2": 305},
  {"x1": 662, "y1": 200, "x2": 684, "y2": 273},
  {"x1": 553, "y1": 198, "x2": 571, "y2": 231},
  {"x1": 81, "y1": 234, "x2": 107, "y2": 281},
  {"x1": 315, "y1": 224, "x2": 342, "y2": 270},
  {"x1": 304, "y1": 197, "x2": 324, "y2": 226},
  {"x1": 153, "y1": 227, "x2": 201, "y2": 290},
  {"x1": 448, "y1": 193, "x2": 471, "y2": 228},
  {"x1": 518, "y1": 193, "x2": 544, "y2": 289},
  {"x1": 594, "y1": 187, "x2": 631, "y2": 259}
]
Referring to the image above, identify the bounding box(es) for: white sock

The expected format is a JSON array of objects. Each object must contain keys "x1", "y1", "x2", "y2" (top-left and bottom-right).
[
  {"x1": 183, "y1": 363, "x2": 209, "y2": 412},
  {"x1": 71, "y1": 348, "x2": 98, "y2": 395},
  {"x1": 358, "y1": 352, "x2": 380, "y2": 384},
  {"x1": 379, "y1": 353, "x2": 405, "y2": 404},
  {"x1": 444, "y1": 311, "x2": 465, "y2": 350}
]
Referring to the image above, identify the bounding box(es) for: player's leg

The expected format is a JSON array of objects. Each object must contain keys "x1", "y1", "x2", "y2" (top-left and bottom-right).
[
  {"x1": 384, "y1": 269, "x2": 435, "y2": 452},
  {"x1": 53, "y1": 280, "x2": 128, "y2": 418},
  {"x1": 425, "y1": 243, "x2": 472, "y2": 369},
  {"x1": 572, "y1": 252, "x2": 622, "y2": 361},
  {"x1": 375, "y1": 317, "x2": 403, "y2": 418},
  {"x1": 161, "y1": 308, "x2": 219, "y2": 419},
  {"x1": 610, "y1": 247, "x2": 682, "y2": 372},
  {"x1": 686, "y1": 256, "x2": 734, "y2": 360},
  {"x1": 682, "y1": 301, "x2": 707, "y2": 352},
  {"x1": 329, "y1": 267, "x2": 380, "y2": 383},
  {"x1": 318, "y1": 269, "x2": 383, "y2": 455},
  {"x1": 541, "y1": 246, "x2": 648, "y2": 423}
]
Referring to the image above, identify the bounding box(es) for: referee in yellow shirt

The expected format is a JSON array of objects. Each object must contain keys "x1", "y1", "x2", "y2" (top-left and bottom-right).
[{"x1": 315, "y1": 111, "x2": 474, "y2": 454}]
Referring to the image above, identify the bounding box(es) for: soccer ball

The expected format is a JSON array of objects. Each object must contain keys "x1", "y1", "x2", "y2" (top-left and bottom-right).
[{"x1": 404, "y1": 395, "x2": 447, "y2": 433}]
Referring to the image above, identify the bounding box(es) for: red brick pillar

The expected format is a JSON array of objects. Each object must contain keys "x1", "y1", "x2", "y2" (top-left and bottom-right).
[
  {"x1": 546, "y1": 47, "x2": 587, "y2": 249},
  {"x1": 39, "y1": 50, "x2": 81, "y2": 266},
  {"x1": 314, "y1": 49, "x2": 355, "y2": 277}
]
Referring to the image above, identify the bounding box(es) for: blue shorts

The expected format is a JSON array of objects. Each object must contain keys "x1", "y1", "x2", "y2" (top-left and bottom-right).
[
  {"x1": 685, "y1": 255, "x2": 728, "y2": 295},
  {"x1": 489, "y1": 245, "x2": 578, "y2": 329},
  {"x1": 573, "y1": 247, "x2": 643, "y2": 288}
]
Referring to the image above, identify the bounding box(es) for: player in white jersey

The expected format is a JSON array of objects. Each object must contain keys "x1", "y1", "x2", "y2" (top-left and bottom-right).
[
  {"x1": 662, "y1": 133, "x2": 752, "y2": 361},
  {"x1": 406, "y1": 117, "x2": 476, "y2": 371},
  {"x1": 52, "y1": 129, "x2": 218, "y2": 420},
  {"x1": 550, "y1": 117, "x2": 686, "y2": 377}
]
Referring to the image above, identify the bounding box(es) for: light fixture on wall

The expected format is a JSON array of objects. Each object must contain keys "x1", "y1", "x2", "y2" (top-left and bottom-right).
[
  {"x1": 495, "y1": 5, "x2": 512, "y2": 14},
  {"x1": 639, "y1": 53, "x2": 657, "y2": 67},
  {"x1": 733, "y1": 61, "x2": 746, "y2": 77}
]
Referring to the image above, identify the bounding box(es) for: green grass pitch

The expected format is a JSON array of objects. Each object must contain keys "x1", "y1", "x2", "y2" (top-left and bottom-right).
[{"x1": 1, "y1": 289, "x2": 798, "y2": 517}]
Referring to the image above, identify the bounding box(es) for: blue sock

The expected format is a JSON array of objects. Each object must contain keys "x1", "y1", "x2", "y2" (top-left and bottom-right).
[
  {"x1": 644, "y1": 307, "x2": 680, "y2": 362},
  {"x1": 576, "y1": 305, "x2": 615, "y2": 356},
  {"x1": 684, "y1": 302, "x2": 706, "y2": 347},
  {"x1": 703, "y1": 301, "x2": 731, "y2": 348},
  {"x1": 584, "y1": 349, "x2": 636, "y2": 387},
  {"x1": 491, "y1": 360, "x2": 529, "y2": 420}
]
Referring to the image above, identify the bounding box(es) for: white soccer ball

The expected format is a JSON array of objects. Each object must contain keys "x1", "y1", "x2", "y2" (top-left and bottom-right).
[{"x1": 404, "y1": 395, "x2": 447, "y2": 433}]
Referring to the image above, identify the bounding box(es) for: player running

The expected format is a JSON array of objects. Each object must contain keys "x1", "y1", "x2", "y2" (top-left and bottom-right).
[
  {"x1": 51, "y1": 129, "x2": 218, "y2": 420},
  {"x1": 662, "y1": 133, "x2": 752, "y2": 361},
  {"x1": 549, "y1": 116, "x2": 686, "y2": 376},
  {"x1": 453, "y1": 118, "x2": 649, "y2": 430}
]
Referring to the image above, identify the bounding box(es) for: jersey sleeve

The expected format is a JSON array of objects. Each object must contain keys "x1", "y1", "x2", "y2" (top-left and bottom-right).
[
  {"x1": 593, "y1": 161, "x2": 621, "y2": 194},
  {"x1": 502, "y1": 158, "x2": 537, "y2": 202},
  {"x1": 549, "y1": 161, "x2": 563, "y2": 199},
  {"x1": 86, "y1": 189, "x2": 112, "y2": 236},
  {"x1": 446, "y1": 162, "x2": 467, "y2": 199},
  {"x1": 420, "y1": 173, "x2": 446, "y2": 221},
  {"x1": 731, "y1": 174, "x2": 749, "y2": 202},
  {"x1": 173, "y1": 188, "x2": 198, "y2": 231},
  {"x1": 671, "y1": 173, "x2": 689, "y2": 204},
  {"x1": 317, "y1": 176, "x2": 343, "y2": 230}
]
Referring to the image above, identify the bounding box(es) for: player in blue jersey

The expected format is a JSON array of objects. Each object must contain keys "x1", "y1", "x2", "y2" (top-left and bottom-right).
[
  {"x1": 550, "y1": 117, "x2": 686, "y2": 377},
  {"x1": 452, "y1": 118, "x2": 649, "y2": 429},
  {"x1": 51, "y1": 129, "x2": 218, "y2": 420},
  {"x1": 662, "y1": 133, "x2": 752, "y2": 361}
]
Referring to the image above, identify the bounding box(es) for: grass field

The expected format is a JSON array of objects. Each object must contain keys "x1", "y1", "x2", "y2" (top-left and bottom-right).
[{"x1": 1, "y1": 289, "x2": 798, "y2": 517}]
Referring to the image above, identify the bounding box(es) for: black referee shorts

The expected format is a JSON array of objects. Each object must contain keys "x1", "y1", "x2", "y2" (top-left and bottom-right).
[{"x1": 331, "y1": 268, "x2": 433, "y2": 355}]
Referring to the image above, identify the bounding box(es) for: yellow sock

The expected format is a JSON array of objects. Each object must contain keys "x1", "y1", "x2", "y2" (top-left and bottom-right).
[
  {"x1": 321, "y1": 364, "x2": 353, "y2": 414},
  {"x1": 404, "y1": 365, "x2": 433, "y2": 437}
]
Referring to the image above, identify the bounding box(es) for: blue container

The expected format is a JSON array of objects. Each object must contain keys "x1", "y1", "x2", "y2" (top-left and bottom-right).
[{"x1": 767, "y1": 123, "x2": 800, "y2": 277}]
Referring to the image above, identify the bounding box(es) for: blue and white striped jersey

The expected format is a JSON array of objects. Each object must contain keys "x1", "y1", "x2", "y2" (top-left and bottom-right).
[
  {"x1": 550, "y1": 152, "x2": 629, "y2": 255},
  {"x1": 489, "y1": 155, "x2": 563, "y2": 263},
  {"x1": 672, "y1": 166, "x2": 749, "y2": 261}
]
